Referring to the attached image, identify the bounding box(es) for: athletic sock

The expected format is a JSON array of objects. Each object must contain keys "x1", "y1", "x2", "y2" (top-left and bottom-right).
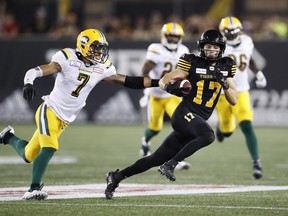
[
  {"x1": 6, "y1": 134, "x2": 28, "y2": 161},
  {"x1": 31, "y1": 147, "x2": 56, "y2": 185},
  {"x1": 144, "y1": 128, "x2": 159, "y2": 142},
  {"x1": 239, "y1": 120, "x2": 259, "y2": 160}
]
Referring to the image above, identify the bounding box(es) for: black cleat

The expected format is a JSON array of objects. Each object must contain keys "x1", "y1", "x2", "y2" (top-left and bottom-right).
[
  {"x1": 0, "y1": 126, "x2": 14, "y2": 144},
  {"x1": 158, "y1": 162, "x2": 176, "y2": 182},
  {"x1": 253, "y1": 160, "x2": 263, "y2": 179},
  {"x1": 216, "y1": 124, "x2": 224, "y2": 142},
  {"x1": 105, "y1": 169, "x2": 120, "y2": 199}
]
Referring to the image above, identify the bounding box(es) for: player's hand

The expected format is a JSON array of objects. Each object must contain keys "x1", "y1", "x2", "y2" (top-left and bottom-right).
[
  {"x1": 164, "y1": 82, "x2": 188, "y2": 97},
  {"x1": 164, "y1": 84, "x2": 184, "y2": 97},
  {"x1": 255, "y1": 71, "x2": 267, "y2": 88},
  {"x1": 215, "y1": 68, "x2": 229, "y2": 90},
  {"x1": 23, "y1": 84, "x2": 36, "y2": 101},
  {"x1": 139, "y1": 93, "x2": 149, "y2": 107}
]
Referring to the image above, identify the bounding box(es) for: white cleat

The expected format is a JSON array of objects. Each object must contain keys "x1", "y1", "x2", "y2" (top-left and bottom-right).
[
  {"x1": 22, "y1": 190, "x2": 48, "y2": 200},
  {"x1": 175, "y1": 161, "x2": 191, "y2": 170},
  {"x1": 0, "y1": 125, "x2": 14, "y2": 144}
]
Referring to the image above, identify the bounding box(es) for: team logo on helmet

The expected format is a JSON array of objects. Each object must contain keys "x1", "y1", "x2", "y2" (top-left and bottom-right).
[{"x1": 80, "y1": 36, "x2": 89, "y2": 44}]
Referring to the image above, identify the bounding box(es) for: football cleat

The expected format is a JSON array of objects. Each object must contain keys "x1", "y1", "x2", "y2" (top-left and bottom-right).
[
  {"x1": 0, "y1": 125, "x2": 14, "y2": 144},
  {"x1": 216, "y1": 124, "x2": 224, "y2": 142},
  {"x1": 22, "y1": 183, "x2": 48, "y2": 200},
  {"x1": 253, "y1": 160, "x2": 263, "y2": 179},
  {"x1": 158, "y1": 162, "x2": 176, "y2": 182},
  {"x1": 175, "y1": 161, "x2": 191, "y2": 170},
  {"x1": 139, "y1": 137, "x2": 151, "y2": 158},
  {"x1": 105, "y1": 169, "x2": 120, "y2": 199}
]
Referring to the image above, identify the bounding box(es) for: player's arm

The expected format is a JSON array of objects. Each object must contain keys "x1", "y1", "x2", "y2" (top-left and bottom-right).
[
  {"x1": 142, "y1": 60, "x2": 156, "y2": 77},
  {"x1": 103, "y1": 74, "x2": 159, "y2": 89},
  {"x1": 159, "y1": 68, "x2": 188, "y2": 90},
  {"x1": 223, "y1": 77, "x2": 238, "y2": 106},
  {"x1": 23, "y1": 62, "x2": 62, "y2": 101},
  {"x1": 249, "y1": 57, "x2": 267, "y2": 88}
]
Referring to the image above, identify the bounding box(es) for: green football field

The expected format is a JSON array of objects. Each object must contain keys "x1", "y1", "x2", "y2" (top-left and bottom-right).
[{"x1": 0, "y1": 124, "x2": 287, "y2": 216}]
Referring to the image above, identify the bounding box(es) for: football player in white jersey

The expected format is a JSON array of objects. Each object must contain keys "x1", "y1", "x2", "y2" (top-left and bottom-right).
[
  {"x1": 215, "y1": 16, "x2": 267, "y2": 179},
  {"x1": 0, "y1": 29, "x2": 159, "y2": 200},
  {"x1": 139, "y1": 22, "x2": 191, "y2": 170}
]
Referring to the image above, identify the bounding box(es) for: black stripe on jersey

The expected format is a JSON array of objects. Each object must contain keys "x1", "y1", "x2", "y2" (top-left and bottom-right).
[
  {"x1": 177, "y1": 59, "x2": 191, "y2": 72},
  {"x1": 61, "y1": 49, "x2": 69, "y2": 60}
]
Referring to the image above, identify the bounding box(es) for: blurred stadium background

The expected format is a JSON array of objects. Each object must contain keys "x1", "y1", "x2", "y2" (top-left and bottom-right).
[
  {"x1": 0, "y1": 0, "x2": 287, "y2": 126},
  {"x1": 0, "y1": 1, "x2": 287, "y2": 215}
]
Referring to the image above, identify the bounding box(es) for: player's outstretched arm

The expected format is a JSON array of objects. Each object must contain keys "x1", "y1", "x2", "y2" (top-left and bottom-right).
[{"x1": 104, "y1": 74, "x2": 159, "y2": 89}]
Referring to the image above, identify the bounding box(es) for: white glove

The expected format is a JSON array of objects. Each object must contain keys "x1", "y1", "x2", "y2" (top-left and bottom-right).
[
  {"x1": 255, "y1": 71, "x2": 267, "y2": 88},
  {"x1": 139, "y1": 89, "x2": 149, "y2": 108}
]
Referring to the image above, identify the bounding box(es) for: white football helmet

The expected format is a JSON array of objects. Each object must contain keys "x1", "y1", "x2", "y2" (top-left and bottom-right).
[
  {"x1": 161, "y1": 22, "x2": 184, "y2": 50},
  {"x1": 219, "y1": 16, "x2": 243, "y2": 46},
  {"x1": 76, "y1": 29, "x2": 109, "y2": 64}
]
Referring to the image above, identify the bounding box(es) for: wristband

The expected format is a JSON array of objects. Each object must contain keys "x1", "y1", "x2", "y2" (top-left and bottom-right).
[
  {"x1": 151, "y1": 79, "x2": 159, "y2": 87},
  {"x1": 24, "y1": 66, "x2": 43, "y2": 85}
]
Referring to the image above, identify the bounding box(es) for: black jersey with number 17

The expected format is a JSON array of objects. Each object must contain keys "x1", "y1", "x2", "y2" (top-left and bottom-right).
[{"x1": 176, "y1": 53, "x2": 236, "y2": 120}]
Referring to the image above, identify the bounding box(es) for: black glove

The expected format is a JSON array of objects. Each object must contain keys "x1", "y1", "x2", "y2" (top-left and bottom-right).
[
  {"x1": 164, "y1": 80, "x2": 190, "y2": 97},
  {"x1": 23, "y1": 83, "x2": 36, "y2": 101},
  {"x1": 215, "y1": 68, "x2": 229, "y2": 90}
]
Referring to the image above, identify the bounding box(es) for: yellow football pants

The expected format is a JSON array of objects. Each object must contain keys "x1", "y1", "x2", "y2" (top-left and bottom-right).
[
  {"x1": 147, "y1": 95, "x2": 182, "y2": 131},
  {"x1": 24, "y1": 103, "x2": 67, "y2": 162},
  {"x1": 216, "y1": 90, "x2": 253, "y2": 133}
]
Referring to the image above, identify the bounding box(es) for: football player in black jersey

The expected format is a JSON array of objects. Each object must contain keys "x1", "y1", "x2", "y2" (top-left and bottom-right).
[{"x1": 104, "y1": 29, "x2": 238, "y2": 199}]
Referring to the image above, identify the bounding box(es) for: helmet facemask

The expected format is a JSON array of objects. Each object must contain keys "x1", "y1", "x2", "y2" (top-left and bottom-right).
[
  {"x1": 219, "y1": 16, "x2": 243, "y2": 46},
  {"x1": 201, "y1": 44, "x2": 222, "y2": 61},
  {"x1": 86, "y1": 41, "x2": 109, "y2": 64}
]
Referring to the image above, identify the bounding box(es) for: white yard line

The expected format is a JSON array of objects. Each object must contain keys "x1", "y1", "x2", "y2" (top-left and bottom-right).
[{"x1": 0, "y1": 183, "x2": 288, "y2": 201}]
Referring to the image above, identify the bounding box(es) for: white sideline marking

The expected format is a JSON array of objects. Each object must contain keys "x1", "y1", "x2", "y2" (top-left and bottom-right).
[
  {"x1": 0, "y1": 156, "x2": 77, "y2": 165},
  {"x1": 0, "y1": 184, "x2": 288, "y2": 201}
]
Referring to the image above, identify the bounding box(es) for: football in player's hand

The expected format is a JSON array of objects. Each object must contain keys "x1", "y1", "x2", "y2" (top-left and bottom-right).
[{"x1": 170, "y1": 77, "x2": 192, "y2": 94}]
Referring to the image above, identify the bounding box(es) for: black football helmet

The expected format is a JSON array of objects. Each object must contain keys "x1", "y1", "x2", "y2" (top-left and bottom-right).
[{"x1": 197, "y1": 29, "x2": 226, "y2": 61}]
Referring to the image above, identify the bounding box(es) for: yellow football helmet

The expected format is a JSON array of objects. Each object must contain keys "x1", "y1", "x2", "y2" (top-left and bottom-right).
[
  {"x1": 219, "y1": 16, "x2": 243, "y2": 43},
  {"x1": 161, "y1": 22, "x2": 184, "y2": 50},
  {"x1": 76, "y1": 29, "x2": 109, "y2": 64}
]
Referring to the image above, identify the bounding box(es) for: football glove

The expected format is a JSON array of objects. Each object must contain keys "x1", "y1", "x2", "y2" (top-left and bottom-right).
[
  {"x1": 164, "y1": 80, "x2": 191, "y2": 97},
  {"x1": 23, "y1": 83, "x2": 36, "y2": 101},
  {"x1": 255, "y1": 71, "x2": 267, "y2": 88},
  {"x1": 215, "y1": 68, "x2": 229, "y2": 90}
]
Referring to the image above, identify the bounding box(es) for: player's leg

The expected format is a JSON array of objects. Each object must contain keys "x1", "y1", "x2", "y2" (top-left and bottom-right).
[
  {"x1": 215, "y1": 94, "x2": 236, "y2": 142},
  {"x1": 159, "y1": 103, "x2": 215, "y2": 181},
  {"x1": 140, "y1": 96, "x2": 164, "y2": 157},
  {"x1": 105, "y1": 130, "x2": 182, "y2": 199},
  {"x1": 0, "y1": 125, "x2": 31, "y2": 162},
  {"x1": 165, "y1": 96, "x2": 190, "y2": 170},
  {"x1": 23, "y1": 103, "x2": 67, "y2": 200},
  {"x1": 234, "y1": 91, "x2": 262, "y2": 179}
]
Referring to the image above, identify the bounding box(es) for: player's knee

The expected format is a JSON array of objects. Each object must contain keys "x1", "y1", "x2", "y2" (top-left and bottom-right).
[{"x1": 205, "y1": 131, "x2": 215, "y2": 145}]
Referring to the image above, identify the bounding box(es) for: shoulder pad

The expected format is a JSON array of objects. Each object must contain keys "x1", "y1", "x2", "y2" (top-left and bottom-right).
[
  {"x1": 104, "y1": 60, "x2": 113, "y2": 69},
  {"x1": 219, "y1": 57, "x2": 236, "y2": 66},
  {"x1": 61, "y1": 48, "x2": 72, "y2": 60},
  {"x1": 147, "y1": 43, "x2": 161, "y2": 55},
  {"x1": 180, "y1": 53, "x2": 197, "y2": 62},
  {"x1": 177, "y1": 54, "x2": 197, "y2": 72}
]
